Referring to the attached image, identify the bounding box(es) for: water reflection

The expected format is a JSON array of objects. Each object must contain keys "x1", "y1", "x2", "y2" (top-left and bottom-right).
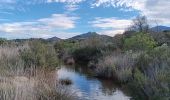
[{"x1": 57, "y1": 65, "x2": 131, "y2": 100}]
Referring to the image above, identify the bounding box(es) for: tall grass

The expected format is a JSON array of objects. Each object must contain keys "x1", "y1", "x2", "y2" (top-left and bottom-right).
[
  {"x1": 95, "y1": 52, "x2": 136, "y2": 82},
  {"x1": 0, "y1": 42, "x2": 75, "y2": 100}
]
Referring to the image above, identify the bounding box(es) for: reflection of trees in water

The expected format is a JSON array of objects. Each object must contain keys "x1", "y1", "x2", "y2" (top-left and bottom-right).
[
  {"x1": 69, "y1": 64, "x2": 95, "y2": 77},
  {"x1": 63, "y1": 65, "x2": 132, "y2": 98},
  {"x1": 67, "y1": 65, "x2": 118, "y2": 96},
  {"x1": 99, "y1": 79, "x2": 117, "y2": 96}
]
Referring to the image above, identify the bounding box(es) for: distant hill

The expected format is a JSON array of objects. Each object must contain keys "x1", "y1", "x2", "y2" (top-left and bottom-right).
[
  {"x1": 11, "y1": 32, "x2": 113, "y2": 43},
  {"x1": 12, "y1": 38, "x2": 45, "y2": 42},
  {"x1": 69, "y1": 32, "x2": 113, "y2": 40},
  {"x1": 151, "y1": 26, "x2": 170, "y2": 32},
  {"x1": 46, "y1": 37, "x2": 61, "y2": 42},
  {"x1": 12, "y1": 37, "x2": 61, "y2": 43}
]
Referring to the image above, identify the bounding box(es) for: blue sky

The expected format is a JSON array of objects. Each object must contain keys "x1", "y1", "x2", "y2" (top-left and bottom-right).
[{"x1": 0, "y1": 0, "x2": 169, "y2": 39}]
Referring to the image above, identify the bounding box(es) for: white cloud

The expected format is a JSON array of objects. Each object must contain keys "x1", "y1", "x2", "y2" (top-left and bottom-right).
[
  {"x1": 91, "y1": 0, "x2": 135, "y2": 8},
  {"x1": 90, "y1": 0, "x2": 170, "y2": 36},
  {"x1": 0, "y1": 14, "x2": 79, "y2": 38},
  {"x1": 38, "y1": 14, "x2": 78, "y2": 29},
  {"x1": 64, "y1": 4, "x2": 79, "y2": 11},
  {"x1": 90, "y1": 17, "x2": 131, "y2": 36},
  {"x1": 47, "y1": 0, "x2": 84, "y2": 4},
  {"x1": 99, "y1": 29, "x2": 125, "y2": 37},
  {"x1": 92, "y1": 0, "x2": 170, "y2": 26},
  {"x1": 47, "y1": 0, "x2": 84, "y2": 12},
  {"x1": 140, "y1": 0, "x2": 170, "y2": 25},
  {"x1": 91, "y1": 17, "x2": 131, "y2": 29}
]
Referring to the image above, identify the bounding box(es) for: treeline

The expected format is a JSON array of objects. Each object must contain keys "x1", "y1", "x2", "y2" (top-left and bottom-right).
[{"x1": 54, "y1": 16, "x2": 170, "y2": 100}]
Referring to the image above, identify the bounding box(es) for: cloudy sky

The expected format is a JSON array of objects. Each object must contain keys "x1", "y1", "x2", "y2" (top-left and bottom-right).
[{"x1": 0, "y1": 0, "x2": 169, "y2": 39}]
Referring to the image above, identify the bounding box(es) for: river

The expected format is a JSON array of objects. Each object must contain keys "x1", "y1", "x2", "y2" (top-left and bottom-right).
[{"x1": 57, "y1": 65, "x2": 132, "y2": 100}]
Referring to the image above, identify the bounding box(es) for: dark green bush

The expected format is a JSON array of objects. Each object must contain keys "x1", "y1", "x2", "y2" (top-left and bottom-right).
[{"x1": 72, "y1": 46, "x2": 102, "y2": 64}]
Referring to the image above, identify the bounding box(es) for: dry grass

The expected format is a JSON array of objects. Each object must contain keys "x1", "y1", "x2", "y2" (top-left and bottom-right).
[
  {"x1": 96, "y1": 53, "x2": 136, "y2": 82},
  {"x1": 0, "y1": 43, "x2": 76, "y2": 100}
]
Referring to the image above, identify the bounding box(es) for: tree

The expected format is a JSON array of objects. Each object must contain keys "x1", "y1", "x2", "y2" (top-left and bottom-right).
[{"x1": 128, "y1": 16, "x2": 149, "y2": 33}]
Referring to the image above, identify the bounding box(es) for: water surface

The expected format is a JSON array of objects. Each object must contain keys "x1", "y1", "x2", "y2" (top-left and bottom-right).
[{"x1": 57, "y1": 66, "x2": 131, "y2": 100}]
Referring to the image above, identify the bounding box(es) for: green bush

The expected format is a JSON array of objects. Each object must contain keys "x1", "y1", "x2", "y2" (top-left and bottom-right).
[
  {"x1": 0, "y1": 38, "x2": 6, "y2": 45},
  {"x1": 131, "y1": 45, "x2": 170, "y2": 100},
  {"x1": 72, "y1": 46, "x2": 102, "y2": 64},
  {"x1": 124, "y1": 33, "x2": 157, "y2": 51},
  {"x1": 54, "y1": 40, "x2": 79, "y2": 58},
  {"x1": 20, "y1": 40, "x2": 58, "y2": 70}
]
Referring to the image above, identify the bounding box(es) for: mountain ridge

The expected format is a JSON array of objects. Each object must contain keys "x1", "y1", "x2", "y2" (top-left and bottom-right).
[{"x1": 151, "y1": 26, "x2": 170, "y2": 32}]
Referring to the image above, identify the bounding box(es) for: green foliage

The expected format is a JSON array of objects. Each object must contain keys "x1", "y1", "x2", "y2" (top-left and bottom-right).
[
  {"x1": 72, "y1": 46, "x2": 102, "y2": 64},
  {"x1": 132, "y1": 45, "x2": 170, "y2": 100},
  {"x1": 54, "y1": 40, "x2": 79, "y2": 58},
  {"x1": 124, "y1": 33, "x2": 157, "y2": 51},
  {"x1": 134, "y1": 68, "x2": 148, "y2": 86},
  {"x1": 55, "y1": 37, "x2": 116, "y2": 64},
  {"x1": 0, "y1": 38, "x2": 6, "y2": 45},
  {"x1": 20, "y1": 40, "x2": 58, "y2": 69},
  {"x1": 71, "y1": 37, "x2": 117, "y2": 64}
]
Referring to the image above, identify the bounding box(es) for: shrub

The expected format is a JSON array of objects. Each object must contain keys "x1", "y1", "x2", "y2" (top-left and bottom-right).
[
  {"x1": 20, "y1": 40, "x2": 59, "y2": 70},
  {"x1": 0, "y1": 38, "x2": 6, "y2": 45},
  {"x1": 150, "y1": 32, "x2": 170, "y2": 46},
  {"x1": 124, "y1": 33, "x2": 157, "y2": 51},
  {"x1": 54, "y1": 40, "x2": 79, "y2": 58},
  {"x1": 71, "y1": 37, "x2": 116, "y2": 64},
  {"x1": 95, "y1": 52, "x2": 136, "y2": 82},
  {"x1": 131, "y1": 45, "x2": 170, "y2": 100},
  {"x1": 72, "y1": 46, "x2": 102, "y2": 64}
]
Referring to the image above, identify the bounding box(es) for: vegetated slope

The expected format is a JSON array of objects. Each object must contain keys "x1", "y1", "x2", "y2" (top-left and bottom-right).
[
  {"x1": 151, "y1": 26, "x2": 170, "y2": 32},
  {"x1": 69, "y1": 32, "x2": 113, "y2": 41},
  {"x1": 46, "y1": 36, "x2": 62, "y2": 42}
]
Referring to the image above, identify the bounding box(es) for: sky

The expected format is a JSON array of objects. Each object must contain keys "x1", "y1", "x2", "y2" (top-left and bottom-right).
[{"x1": 0, "y1": 0, "x2": 169, "y2": 39}]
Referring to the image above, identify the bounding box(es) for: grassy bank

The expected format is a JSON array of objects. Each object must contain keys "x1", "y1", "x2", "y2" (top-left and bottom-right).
[{"x1": 0, "y1": 40, "x2": 76, "y2": 100}]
